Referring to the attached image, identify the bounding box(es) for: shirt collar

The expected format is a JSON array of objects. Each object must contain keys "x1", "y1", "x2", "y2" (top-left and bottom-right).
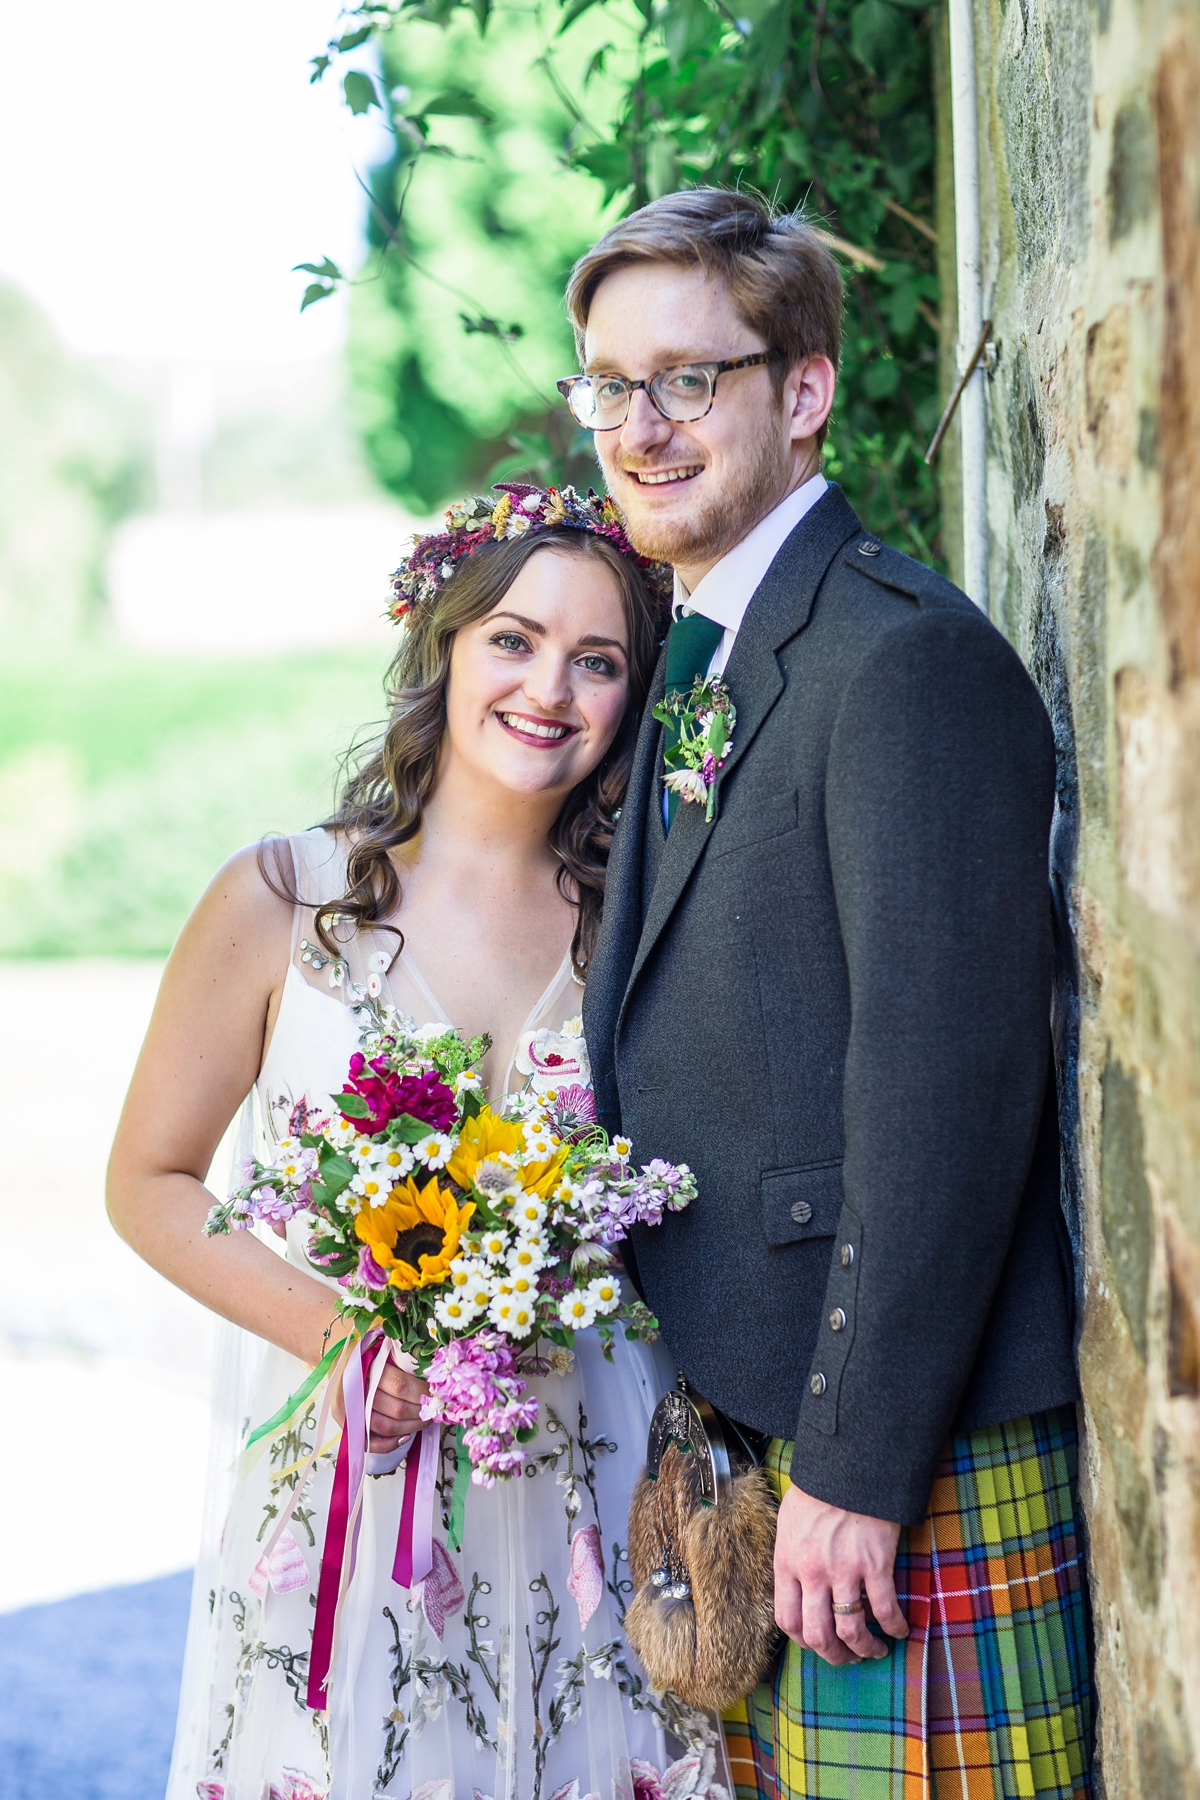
[{"x1": 672, "y1": 471, "x2": 828, "y2": 628}]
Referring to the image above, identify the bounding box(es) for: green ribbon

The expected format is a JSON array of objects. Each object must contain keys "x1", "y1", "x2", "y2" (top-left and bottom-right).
[
  {"x1": 242, "y1": 1335, "x2": 350, "y2": 1455},
  {"x1": 447, "y1": 1425, "x2": 471, "y2": 1551}
]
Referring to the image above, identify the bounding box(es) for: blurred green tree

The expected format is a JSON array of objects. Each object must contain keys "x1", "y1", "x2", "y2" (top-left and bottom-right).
[{"x1": 315, "y1": 0, "x2": 941, "y2": 557}]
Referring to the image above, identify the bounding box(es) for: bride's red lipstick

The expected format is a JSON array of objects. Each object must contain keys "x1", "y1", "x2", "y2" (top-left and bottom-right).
[{"x1": 495, "y1": 710, "x2": 580, "y2": 748}]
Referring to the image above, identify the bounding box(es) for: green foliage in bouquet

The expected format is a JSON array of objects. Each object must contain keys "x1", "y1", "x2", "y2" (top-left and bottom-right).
[{"x1": 308, "y1": 0, "x2": 942, "y2": 558}]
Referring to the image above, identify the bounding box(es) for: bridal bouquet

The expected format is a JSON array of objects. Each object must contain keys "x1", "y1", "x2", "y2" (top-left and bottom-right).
[{"x1": 205, "y1": 1000, "x2": 695, "y2": 1485}]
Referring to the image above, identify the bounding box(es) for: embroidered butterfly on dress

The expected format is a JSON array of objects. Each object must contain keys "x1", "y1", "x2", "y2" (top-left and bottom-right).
[{"x1": 653, "y1": 676, "x2": 737, "y2": 822}]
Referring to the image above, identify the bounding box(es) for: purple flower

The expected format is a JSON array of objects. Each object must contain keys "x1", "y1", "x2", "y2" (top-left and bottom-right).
[{"x1": 700, "y1": 750, "x2": 716, "y2": 783}]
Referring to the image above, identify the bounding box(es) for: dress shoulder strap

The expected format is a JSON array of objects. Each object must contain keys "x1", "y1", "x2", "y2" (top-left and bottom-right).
[{"x1": 282, "y1": 828, "x2": 347, "y2": 968}]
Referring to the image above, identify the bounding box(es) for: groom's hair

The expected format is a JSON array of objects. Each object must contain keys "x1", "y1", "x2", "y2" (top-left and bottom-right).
[{"x1": 565, "y1": 186, "x2": 842, "y2": 436}]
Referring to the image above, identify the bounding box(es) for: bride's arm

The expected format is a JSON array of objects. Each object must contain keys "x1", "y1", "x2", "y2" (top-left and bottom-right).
[{"x1": 106, "y1": 844, "x2": 341, "y2": 1367}]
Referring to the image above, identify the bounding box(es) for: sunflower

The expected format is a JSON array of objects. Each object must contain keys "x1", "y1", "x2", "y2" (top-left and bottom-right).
[
  {"x1": 444, "y1": 1108, "x2": 523, "y2": 1190},
  {"x1": 354, "y1": 1176, "x2": 475, "y2": 1290},
  {"x1": 445, "y1": 1105, "x2": 568, "y2": 1205}
]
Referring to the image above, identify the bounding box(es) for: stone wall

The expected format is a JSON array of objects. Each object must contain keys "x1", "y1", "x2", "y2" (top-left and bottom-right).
[{"x1": 966, "y1": 0, "x2": 1200, "y2": 1786}]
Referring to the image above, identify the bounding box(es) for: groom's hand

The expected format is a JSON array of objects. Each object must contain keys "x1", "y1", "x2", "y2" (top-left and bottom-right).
[{"x1": 773, "y1": 1482, "x2": 908, "y2": 1664}]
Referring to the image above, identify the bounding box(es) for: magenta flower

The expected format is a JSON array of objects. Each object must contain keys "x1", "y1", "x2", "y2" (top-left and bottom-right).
[
  {"x1": 549, "y1": 1084, "x2": 597, "y2": 1142},
  {"x1": 355, "y1": 1243, "x2": 390, "y2": 1289},
  {"x1": 337, "y1": 1056, "x2": 457, "y2": 1136}
]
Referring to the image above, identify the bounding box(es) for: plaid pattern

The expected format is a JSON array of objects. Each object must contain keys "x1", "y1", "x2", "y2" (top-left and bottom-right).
[{"x1": 723, "y1": 1407, "x2": 1092, "y2": 1799}]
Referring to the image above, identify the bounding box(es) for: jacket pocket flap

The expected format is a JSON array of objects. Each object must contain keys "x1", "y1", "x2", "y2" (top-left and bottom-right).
[
  {"x1": 709, "y1": 788, "x2": 798, "y2": 858},
  {"x1": 762, "y1": 1161, "x2": 844, "y2": 1246}
]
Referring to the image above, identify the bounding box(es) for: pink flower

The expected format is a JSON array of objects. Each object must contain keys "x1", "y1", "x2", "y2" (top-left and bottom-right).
[
  {"x1": 337, "y1": 1057, "x2": 457, "y2": 1136},
  {"x1": 549, "y1": 1084, "x2": 597, "y2": 1141},
  {"x1": 630, "y1": 1762, "x2": 664, "y2": 1800},
  {"x1": 356, "y1": 1243, "x2": 390, "y2": 1289}
]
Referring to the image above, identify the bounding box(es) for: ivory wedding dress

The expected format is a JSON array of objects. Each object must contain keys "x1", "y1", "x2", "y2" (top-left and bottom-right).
[{"x1": 167, "y1": 828, "x2": 724, "y2": 1800}]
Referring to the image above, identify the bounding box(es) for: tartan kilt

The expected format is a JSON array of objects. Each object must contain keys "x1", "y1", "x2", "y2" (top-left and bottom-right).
[{"x1": 722, "y1": 1406, "x2": 1093, "y2": 1800}]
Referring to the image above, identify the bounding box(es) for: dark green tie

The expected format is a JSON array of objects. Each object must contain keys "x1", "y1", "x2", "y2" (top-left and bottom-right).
[{"x1": 663, "y1": 609, "x2": 724, "y2": 827}]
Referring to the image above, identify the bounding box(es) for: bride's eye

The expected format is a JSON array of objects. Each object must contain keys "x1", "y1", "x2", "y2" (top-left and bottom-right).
[
  {"x1": 490, "y1": 631, "x2": 530, "y2": 653},
  {"x1": 577, "y1": 653, "x2": 617, "y2": 675}
]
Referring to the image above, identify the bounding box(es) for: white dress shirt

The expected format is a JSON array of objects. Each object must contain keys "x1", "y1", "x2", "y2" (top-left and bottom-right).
[{"x1": 672, "y1": 471, "x2": 828, "y2": 675}]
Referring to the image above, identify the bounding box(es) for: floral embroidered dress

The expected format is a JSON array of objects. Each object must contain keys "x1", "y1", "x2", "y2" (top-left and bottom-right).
[{"x1": 168, "y1": 828, "x2": 723, "y2": 1800}]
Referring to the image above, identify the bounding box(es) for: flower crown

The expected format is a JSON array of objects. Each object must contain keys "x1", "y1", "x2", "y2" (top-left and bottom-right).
[{"x1": 388, "y1": 482, "x2": 671, "y2": 622}]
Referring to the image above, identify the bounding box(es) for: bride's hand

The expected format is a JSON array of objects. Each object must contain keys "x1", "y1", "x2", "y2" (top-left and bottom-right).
[
  {"x1": 368, "y1": 1361, "x2": 429, "y2": 1452},
  {"x1": 327, "y1": 1354, "x2": 429, "y2": 1453}
]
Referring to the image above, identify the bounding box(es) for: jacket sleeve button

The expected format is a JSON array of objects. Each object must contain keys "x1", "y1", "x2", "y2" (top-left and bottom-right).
[
  {"x1": 829, "y1": 1307, "x2": 846, "y2": 1332},
  {"x1": 809, "y1": 1372, "x2": 827, "y2": 1396},
  {"x1": 840, "y1": 1243, "x2": 855, "y2": 1267}
]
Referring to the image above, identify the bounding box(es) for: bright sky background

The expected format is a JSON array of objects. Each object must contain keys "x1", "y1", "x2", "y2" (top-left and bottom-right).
[{"x1": 0, "y1": 0, "x2": 391, "y2": 361}]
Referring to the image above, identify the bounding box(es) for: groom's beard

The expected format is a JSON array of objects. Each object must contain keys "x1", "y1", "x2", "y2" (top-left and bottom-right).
[{"x1": 613, "y1": 411, "x2": 794, "y2": 572}]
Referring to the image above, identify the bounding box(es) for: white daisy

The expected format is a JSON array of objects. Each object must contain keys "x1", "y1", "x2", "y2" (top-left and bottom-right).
[
  {"x1": 463, "y1": 1268, "x2": 497, "y2": 1310},
  {"x1": 515, "y1": 1224, "x2": 551, "y2": 1257},
  {"x1": 479, "y1": 1227, "x2": 511, "y2": 1263},
  {"x1": 434, "y1": 1294, "x2": 482, "y2": 1331},
  {"x1": 506, "y1": 1272, "x2": 538, "y2": 1300},
  {"x1": 558, "y1": 1289, "x2": 597, "y2": 1331},
  {"x1": 378, "y1": 1143, "x2": 415, "y2": 1181},
  {"x1": 507, "y1": 1238, "x2": 547, "y2": 1276},
  {"x1": 509, "y1": 1194, "x2": 548, "y2": 1231},
  {"x1": 348, "y1": 1137, "x2": 382, "y2": 1168},
  {"x1": 611, "y1": 1136, "x2": 632, "y2": 1161},
  {"x1": 350, "y1": 1171, "x2": 390, "y2": 1207},
  {"x1": 488, "y1": 1294, "x2": 536, "y2": 1337},
  {"x1": 522, "y1": 1129, "x2": 555, "y2": 1161},
  {"x1": 416, "y1": 1131, "x2": 456, "y2": 1171},
  {"x1": 454, "y1": 1068, "x2": 482, "y2": 1096},
  {"x1": 587, "y1": 1274, "x2": 621, "y2": 1315}
]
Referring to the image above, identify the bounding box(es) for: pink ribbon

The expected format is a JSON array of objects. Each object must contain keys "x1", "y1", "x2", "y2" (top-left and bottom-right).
[
  {"x1": 306, "y1": 1331, "x2": 386, "y2": 1710},
  {"x1": 304, "y1": 1336, "x2": 443, "y2": 1712},
  {"x1": 392, "y1": 1422, "x2": 439, "y2": 1589}
]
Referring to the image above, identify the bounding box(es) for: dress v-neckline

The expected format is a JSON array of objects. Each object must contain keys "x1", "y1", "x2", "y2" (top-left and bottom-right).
[{"x1": 392, "y1": 941, "x2": 576, "y2": 1088}]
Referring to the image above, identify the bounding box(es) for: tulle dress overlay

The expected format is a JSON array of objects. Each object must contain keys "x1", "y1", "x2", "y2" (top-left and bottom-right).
[{"x1": 167, "y1": 828, "x2": 726, "y2": 1800}]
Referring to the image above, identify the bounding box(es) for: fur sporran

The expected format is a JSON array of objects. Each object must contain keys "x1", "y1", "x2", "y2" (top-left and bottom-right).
[{"x1": 624, "y1": 1381, "x2": 781, "y2": 1711}]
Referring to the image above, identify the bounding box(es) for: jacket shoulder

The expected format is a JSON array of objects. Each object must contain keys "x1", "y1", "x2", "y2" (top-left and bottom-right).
[{"x1": 835, "y1": 538, "x2": 979, "y2": 618}]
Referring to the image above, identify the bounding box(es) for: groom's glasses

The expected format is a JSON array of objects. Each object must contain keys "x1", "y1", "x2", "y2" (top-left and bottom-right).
[{"x1": 557, "y1": 351, "x2": 783, "y2": 430}]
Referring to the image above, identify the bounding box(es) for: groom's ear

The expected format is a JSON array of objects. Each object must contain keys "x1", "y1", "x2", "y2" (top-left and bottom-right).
[{"x1": 785, "y1": 355, "x2": 837, "y2": 444}]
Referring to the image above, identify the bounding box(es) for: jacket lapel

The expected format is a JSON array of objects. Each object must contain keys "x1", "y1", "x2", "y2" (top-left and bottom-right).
[
  {"x1": 617, "y1": 485, "x2": 862, "y2": 1025},
  {"x1": 583, "y1": 648, "x2": 666, "y2": 1107}
]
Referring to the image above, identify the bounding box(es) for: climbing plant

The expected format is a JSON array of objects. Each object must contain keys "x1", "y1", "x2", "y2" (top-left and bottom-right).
[{"x1": 306, "y1": 0, "x2": 941, "y2": 557}]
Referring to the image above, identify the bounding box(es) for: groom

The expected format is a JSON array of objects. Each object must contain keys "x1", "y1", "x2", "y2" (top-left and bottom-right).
[{"x1": 571, "y1": 189, "x2": 1092, "y2": 1796}]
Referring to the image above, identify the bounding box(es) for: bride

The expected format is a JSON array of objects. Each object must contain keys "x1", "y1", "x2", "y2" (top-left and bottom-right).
[{"x1": 107, "y1": 488, "x2": 716, "y2": 1800}]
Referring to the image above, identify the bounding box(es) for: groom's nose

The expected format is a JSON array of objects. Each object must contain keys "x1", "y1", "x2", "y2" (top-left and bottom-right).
[{"x1": 614, "y1": 385, "x2": 676, "y2": 457}]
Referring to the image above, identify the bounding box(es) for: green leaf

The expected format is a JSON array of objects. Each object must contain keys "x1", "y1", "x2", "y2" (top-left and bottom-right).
[
  {"x1": 336, "y1": 25, "x2": 375, "y2": 50},
  {"x1": 309, "y1": 54, "x2": 331, "y2": 83},
  {"x1": 469, "y1": 0, "x2": 492, "y2": 31},
  {"x1": 336, "y1": 1090, "x2": 371, "y2": 1118},
  {"x1": 558, "y1": 0, "x2": 603, "y2": 32},
  {"x1": 300, "y1": 283, "x2": 335, "y2": 312},
  {"x1": 318, "y1": 1152, "x2": 356, "y2": 1197},
  {"x1": 573, "y1": 141, "x2": 632, "y2": 204},
  {"x1": 389, "y1": 1112, "x2": 437, "y2": 1143},
  {"x1": 863, "y1": 358, "x2": 900, "y2": 399},
  {"x1": 516, "y1": 1424, "x2": 540, "y2": 1442},
  {"x1": 343, "y1": 70, "x2": 380, "y2": 115},
  {"x1": 293, "y1": 257, "x2": 343, "y2": 281},
  {"x1": 424, "y1": 88, "x2": 493, "y2": 119}
]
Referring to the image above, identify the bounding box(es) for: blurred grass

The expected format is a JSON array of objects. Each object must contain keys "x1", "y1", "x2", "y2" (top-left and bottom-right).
[{"x1": 0, "y1": 644, "x2": 391, "y2": 955}]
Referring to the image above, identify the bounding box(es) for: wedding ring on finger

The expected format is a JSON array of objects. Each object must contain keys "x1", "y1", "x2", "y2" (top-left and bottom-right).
[{"x1": 832, "y1": 1598, "x2": 866, "y2": 1616}]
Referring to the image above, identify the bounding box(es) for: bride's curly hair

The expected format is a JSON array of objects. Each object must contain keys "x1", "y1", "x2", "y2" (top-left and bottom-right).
[{"x1": 283, "y1": 528, "x2": 663, "y2": 975}]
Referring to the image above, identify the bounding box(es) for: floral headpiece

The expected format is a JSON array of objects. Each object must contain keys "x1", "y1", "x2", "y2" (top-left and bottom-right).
[{"x1": 388, "y1": 482, "x2": 671, "y2": 622}]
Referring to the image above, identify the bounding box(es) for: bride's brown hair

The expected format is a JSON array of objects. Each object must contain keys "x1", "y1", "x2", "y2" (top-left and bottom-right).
[{"x1": 288, "y1": 529, "x2": 662, "y2": 973}]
